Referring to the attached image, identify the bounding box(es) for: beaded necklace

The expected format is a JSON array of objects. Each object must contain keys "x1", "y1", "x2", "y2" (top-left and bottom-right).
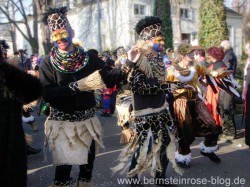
[
  {"x1": 147, "y1": 54, "x2": 165, "y2": 81},
  {"x1": 50, "y1": 44, "x2": 89, "y2": 73}
]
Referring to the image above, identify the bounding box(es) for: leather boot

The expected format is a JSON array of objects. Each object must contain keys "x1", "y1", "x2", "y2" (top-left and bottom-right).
[
  {"x1": 200, "y1": 151, "x2": 221, "y2": 163},
  {"x1": 76, "y1": 181, "x2": 93, "y2": 187}
]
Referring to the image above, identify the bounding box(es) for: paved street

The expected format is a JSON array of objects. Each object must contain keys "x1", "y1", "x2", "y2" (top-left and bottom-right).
[{"x1": 24, "y1": 110, "x2": 250, "y2": 187}]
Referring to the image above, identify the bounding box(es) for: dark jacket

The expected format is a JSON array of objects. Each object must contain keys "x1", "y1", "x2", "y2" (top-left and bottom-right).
[
  {"x1": 223, "y1": 49, "x2": 237, "y2": 77},
  {"x1": 0, "y1": 61, "x2": 43, "y2": 187},
  {"x1": 18, "y1": 56, "x2": 32, "y2": 72},
  {"x1": 39, "y1": 52, "x2": 126, "y2": 112}
]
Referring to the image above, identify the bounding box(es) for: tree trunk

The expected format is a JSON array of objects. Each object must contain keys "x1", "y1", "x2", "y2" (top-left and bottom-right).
[
  {"x1": 32, "y1": 0, "x2": 39, "y2": 54},
  {"x1": 175, "y1": 0, "x2": 182, "y2": 44},
  {"x1": 10, "y1": 29, "x2": 17, "y2": 53},
  {"x1": 36, "y1": 0, "x2": 53, "y2": 55}
]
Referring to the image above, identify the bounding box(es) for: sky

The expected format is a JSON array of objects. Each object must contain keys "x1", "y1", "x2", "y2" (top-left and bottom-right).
[{"x1": 225, "y1": 0, "x2": 233, "y2": 8}]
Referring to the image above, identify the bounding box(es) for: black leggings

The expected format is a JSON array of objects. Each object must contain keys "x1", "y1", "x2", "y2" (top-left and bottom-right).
[{"x1": 54, "y1": 141, "x2": 96, "y2": 185}]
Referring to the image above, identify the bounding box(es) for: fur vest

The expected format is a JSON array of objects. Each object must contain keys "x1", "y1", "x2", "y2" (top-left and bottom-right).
[{"x1": 0, "y1": 61, "x2": 43, "y2": 187}]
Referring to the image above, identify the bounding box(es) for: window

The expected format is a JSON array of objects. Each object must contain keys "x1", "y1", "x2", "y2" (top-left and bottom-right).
[
  {"x1": 181, "y1": 33, "x2": 191, "y2": 43},
  {"x1": 134, "y1": 4, "x2": 146, "y2": 15},
  {"x1": 180, "y1": 8, "x2": 189, "y2": 19}
]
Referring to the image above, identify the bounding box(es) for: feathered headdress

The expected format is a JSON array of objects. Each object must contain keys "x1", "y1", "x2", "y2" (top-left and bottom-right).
[
  {"x1": 42, "y1": 7, "x2": 70, "y2": 33},
  {"x1": 135, "y1": 16, "x2": 163, "y2": 40}
]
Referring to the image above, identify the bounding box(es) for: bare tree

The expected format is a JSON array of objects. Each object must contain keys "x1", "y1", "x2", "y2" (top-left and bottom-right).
[
  {"x1": 231, "y1": 0, "x2": 250, "y2": 43},
  {"x1": 0, "y1": 1, "x2": 17, "y2": 53},
  {"x1": 232, "y1": 0, "x2": 248, "y2": 14},
  {"x1": 0, "y1": 0, "x2": 39, "y2": 54},
  {"x1": 35, "y1": 0, "x2": 53, "y2": 55},
  {"x1": 171, "y1": 0, "x2": 182, "y2": 45}
]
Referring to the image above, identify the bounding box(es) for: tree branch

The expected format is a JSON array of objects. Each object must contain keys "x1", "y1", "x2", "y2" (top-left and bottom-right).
[
  {"x1": 0, "y1": 21, "x2": 25, "y2": 25},
  {"x1": 0, "y1": 6, "x2": 30, "y2": 42}
]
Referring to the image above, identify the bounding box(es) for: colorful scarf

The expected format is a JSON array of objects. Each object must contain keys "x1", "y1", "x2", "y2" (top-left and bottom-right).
[{"x1": 50, "y1": 44, "x2": 89, "y2": 73}]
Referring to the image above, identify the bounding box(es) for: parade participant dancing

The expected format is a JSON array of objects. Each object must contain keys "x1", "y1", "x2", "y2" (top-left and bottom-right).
[
  {"x1": 112, "y1": 16, "x2": 185, "y2": 186},
  {"x1": 166, "y1": 44, "x2": 232, "y2": 169},
  {"x1": 0, "y1": 40, "x2": 43, "y2": 187},
  {"x1": 40, "y1": 7, "x2": 126, "y2": 187},
  {"x1": 206, "y1": 47, "x2": 240, "y2": 128}
]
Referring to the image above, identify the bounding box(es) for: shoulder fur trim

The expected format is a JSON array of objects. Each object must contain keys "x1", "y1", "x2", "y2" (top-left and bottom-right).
[{"x1": 174, "y1": 66, "x2": 196, "y2": 83}]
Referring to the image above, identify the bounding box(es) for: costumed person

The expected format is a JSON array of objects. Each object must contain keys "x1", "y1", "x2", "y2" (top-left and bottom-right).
[
  {"x1": 111, "y1": 16, "x2": 186, "y2": 187},
  {"x1": 101, "y1": 87, "x2": 113, "y2": 117},
  {"x1": 166, "y1": 44, "x2": 232, "y2": 169},
  {"x1": 113, "y1": 46, "x2": 134, "y2": 144},
  {"x1": 243, "y1": 41, "x2": 250, "y2": 148},
  {"x1": 206, "y1": 47, "x2": 240, "y2": 141},
  {"x1": 0, "y1": 39, "x2": 43, "y2": 187},
  {"x1": 40, "y1": 7, "x2": 126, "y2": 187}
]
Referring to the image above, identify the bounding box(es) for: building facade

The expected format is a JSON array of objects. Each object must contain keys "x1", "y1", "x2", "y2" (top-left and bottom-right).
[{"x1": 9, "y1": 0, "x2": 243, "y2": 57}]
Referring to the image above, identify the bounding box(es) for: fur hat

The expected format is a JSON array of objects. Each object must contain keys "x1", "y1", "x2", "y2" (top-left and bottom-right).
[
  {"x1": 42, "y1": 7, "x2": 70, "y2": 33},
  {"x1": 135, "y1": 16, "x2": 163, "y2": 40}
]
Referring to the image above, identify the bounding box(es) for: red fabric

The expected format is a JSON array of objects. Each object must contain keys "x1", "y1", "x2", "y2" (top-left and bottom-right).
[
  {"x1": 103, "y1": 88, "x2": 113, "y2": 100},
  {"x1": 205, "y1": 63, "x2": 223, "y2": 126},
  {"x1": 206, "y1": 85, "x2": 221, "y2": 126}
]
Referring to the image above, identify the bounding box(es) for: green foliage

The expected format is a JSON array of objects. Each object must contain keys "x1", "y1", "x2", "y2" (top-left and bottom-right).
[
  {"x1": 198, "y1": 0, "x2": 229, "y2": 48},
  {"x1": 154, "y1": 0, "x2": 173, "y2": 49}
]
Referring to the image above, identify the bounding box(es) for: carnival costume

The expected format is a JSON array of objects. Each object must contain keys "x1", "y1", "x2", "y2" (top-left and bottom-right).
[
  {"x1": 166, "y1": 44, "x2": 238, "y2": 168},
  {"x1": 112, "y1": 17, "x2": 184, "y2": 185},
  {"x1": 113, "y1": 46, "x2": 134, "y2": 144},
  {"x1": 40, "y1": 7, "x2": 126, "y2": 187},
  {"x1": 206, "y1": 60, "x2": 240, "y2": 125},
  {"x1": 0, "y1": 40, "x2": 43, "y2": 187}
]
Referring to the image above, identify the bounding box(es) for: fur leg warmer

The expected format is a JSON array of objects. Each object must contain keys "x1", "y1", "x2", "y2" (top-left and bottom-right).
[
  {"x1": 175, "y1": 151, "x2": 191, "y2": 164},
  {"x1": 199, "y1": 141, "x2": 219, "y2": 153}
]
